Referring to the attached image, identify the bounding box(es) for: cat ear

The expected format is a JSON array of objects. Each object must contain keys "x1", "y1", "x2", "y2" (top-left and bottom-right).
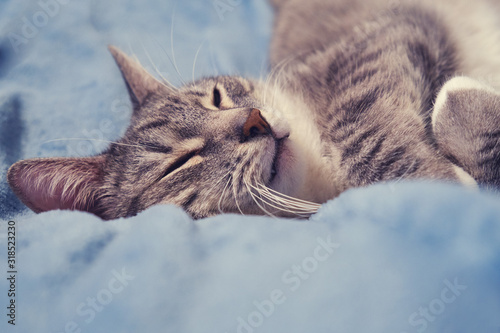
[
  {"x1": 7, "y1": 156, "x2": 106, "y2": 216},
  {"x1": 108, "y1": 45, "x2": 170, "y2": 108}
]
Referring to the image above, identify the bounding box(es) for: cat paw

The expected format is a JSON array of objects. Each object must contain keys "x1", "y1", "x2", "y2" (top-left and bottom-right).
[
  {"x1": 432, "y1": 76, "x2": 500, "y2": 188},
  {"x1": 432, "y1": 76, "x2": 497, "y2": 129}
]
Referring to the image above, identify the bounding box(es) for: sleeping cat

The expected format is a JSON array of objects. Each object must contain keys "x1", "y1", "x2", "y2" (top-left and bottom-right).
[{"x1": 7, "y1": 0, "x2": 500, "y2": 220}]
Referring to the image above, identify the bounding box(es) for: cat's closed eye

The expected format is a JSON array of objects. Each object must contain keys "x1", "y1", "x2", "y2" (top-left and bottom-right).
[
  {"x1": 213, "y1": 86, "x2": 222, "y2": 108},
  {"x1": 160, "y1": 150, "x2": 201, "y2": 180}
]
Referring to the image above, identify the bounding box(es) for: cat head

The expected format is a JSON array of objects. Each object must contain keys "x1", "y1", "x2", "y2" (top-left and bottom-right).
[{"x1": 7, "y1": 46, "x2": 325, "y2": 220}]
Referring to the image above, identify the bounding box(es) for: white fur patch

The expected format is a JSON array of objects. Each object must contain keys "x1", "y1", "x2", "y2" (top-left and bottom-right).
[
  {"x1": 432, "y1": 76, "x2": 497, "y2": 129},
  {"x1": 453, "y1": 165, "x2": 479, "y2": 190},
  {"x1": 263, "y1": 81, "x2": 340, "y2": 203}
]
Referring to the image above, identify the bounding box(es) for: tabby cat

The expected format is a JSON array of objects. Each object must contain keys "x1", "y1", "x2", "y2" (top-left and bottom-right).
[{"x1": 7, "y1": 0, "x2": 500, "y2": 220}]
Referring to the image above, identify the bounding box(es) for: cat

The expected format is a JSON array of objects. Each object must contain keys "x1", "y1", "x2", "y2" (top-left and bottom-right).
[{"x1": 7, "y1": 0, "x2": 500, "y2": 220}]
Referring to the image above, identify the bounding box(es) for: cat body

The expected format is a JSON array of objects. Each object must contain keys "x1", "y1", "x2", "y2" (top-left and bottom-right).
[
  {"x1": 270, "y1": 0, "x2": 500, "y2": 192},
  {"x1": 8, "y1": 0, "x2": 500, "y2": 219}
]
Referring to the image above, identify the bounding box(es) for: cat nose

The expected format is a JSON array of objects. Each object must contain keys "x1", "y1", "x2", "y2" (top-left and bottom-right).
[{"x1": 242, "y1": 108, "x2": 272, "y2": 139}]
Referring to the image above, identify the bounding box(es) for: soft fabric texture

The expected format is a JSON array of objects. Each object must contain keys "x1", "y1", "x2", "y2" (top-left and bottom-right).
[{"x1": 0, "y1": 1, "x2": 499, "y2": 332}]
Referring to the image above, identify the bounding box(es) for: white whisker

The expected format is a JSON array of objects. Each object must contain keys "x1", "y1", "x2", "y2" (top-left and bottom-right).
[
  {"x1": 258, "y1": 57, "x2": 268, "y2": 84},
  {"x1": 232, "y1": 172, "x2": 245, "y2": 215},
  {"x1": 250, "y1": 186, "x2": 311, "y2": 217},
  {"x1": 270, "y1": 56, "x2": 296, "y2": 108},
  {"x1": 126, "y1": 38, "x2": 135, "y2": 60},
  {"x1": 192, "y1": 39, "x2": 207, "y2": 83},
  {"x1": 247, "y1": 179, "x2": 321, "y2": 216},
  {"x1": 209, "y1": 44, "x2": 219, "y2": 76},
  {"x1": 254, "y1": 190, "x2": 317, "y2": 215},
  {"x1": 263, "y1": 55, "x2": 295, "y2": 105},
  {"x1": 255, "y1": 182, "x2": 322, "y2": 209},
  {"x1": 244, "y1": 178, "x2": 277, "y2": 217},
  {"x1": 249, "y1": 182, "x2": 319, "y2": 216},
  {"x1": 140, "y1": 40, "x2": 176, "y2": 91},
  {"x1": 218, "y1": 173, "x2": 232, "y2": 214},
  {"x1": 41, "y1": 138, "x2": 163, "y2": 151},
  {"x1": 264, "y1": 62, "x2": 283, "y2": 105},
  {"x1": 169, "y1": 2, "x2": 186, "y2": 85},
  {"x1": 262, "y1": 65, "x2": 278, "y2": 105},
  {"x1": 250, "y1": 177, "x2": 316, "y2": 216},
  {"x1": 155, "y1": 40, "x2": 186, "y2": 86}
]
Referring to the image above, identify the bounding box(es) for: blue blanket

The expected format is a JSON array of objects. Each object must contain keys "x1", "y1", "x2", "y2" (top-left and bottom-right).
[{"x1": 1, "y1": 1, "x2": 499, "y2": 332}]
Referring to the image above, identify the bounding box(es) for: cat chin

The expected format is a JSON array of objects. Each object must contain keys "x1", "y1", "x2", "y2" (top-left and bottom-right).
[{"x1": 268, "y1": 137, "x2": 309, "y2": 198}]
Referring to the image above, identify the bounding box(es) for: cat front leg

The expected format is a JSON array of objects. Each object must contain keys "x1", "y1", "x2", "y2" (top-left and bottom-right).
[{"x1": 432, "y1": 76, "x2": 500, "y2": 189}]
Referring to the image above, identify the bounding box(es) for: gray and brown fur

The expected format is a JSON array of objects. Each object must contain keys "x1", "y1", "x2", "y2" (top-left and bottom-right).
[{"x1": 8, "y1": 0, "x2": 500, "y2": 219}]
